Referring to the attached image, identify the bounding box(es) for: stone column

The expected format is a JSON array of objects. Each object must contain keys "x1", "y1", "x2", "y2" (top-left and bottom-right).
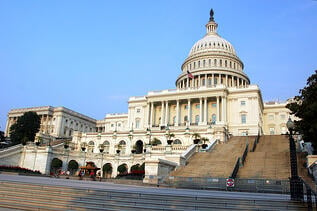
[
  {"x1": 150, "y1": 102, "x2": 154, "y2": 127},
  {"x1": 204, "y1": 97, "x2": 208, "y2": 124},
  {"x1": 186, "y1": 78, "x2": 189, "y2": 88},
  {"x1": 221, "y1": 97, "x2": 224, "y2": 123},
  {"x1": 198, "y1": 75, "x2": 201, "y2": 87},
  {"x1": 231, "y1": 76, "x2": 234, "y2": 87},
  {"x1": 216, "y1": 97, "x2": 220, "y2": 122},
  {"x1": 187, "y1": 99, "x2": 191, "y2": 125},
  {"x1": 199, "y1": 98, "x2": 203, "y2": 124},
  {"x1": 176, "y1": 100, "x2": 179, "y2": 126},
  {"x1": 223, "y1": 97, "x2": 227, "y2": 123},
  {"x1": 226, "y1": 75, "x2": 228, "y2": 86},
  {"x1": 165, "y1": 101, "x2": 169, "y2": 126},
  {"x1": 205, "y1": 74, "x2": 207, "y2": 86},
  {"x1": 160, "y1": 101, "x2": 164, "y2": 126}
]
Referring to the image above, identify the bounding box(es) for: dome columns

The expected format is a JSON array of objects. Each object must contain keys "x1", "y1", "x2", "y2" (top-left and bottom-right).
[{"x1": 176, "y1": 72, "x2": 249, "y2": 89}]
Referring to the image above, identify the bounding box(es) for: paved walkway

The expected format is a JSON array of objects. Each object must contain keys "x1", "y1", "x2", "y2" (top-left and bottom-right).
[{"x1": 0, "y1": 174, "x2": 291, "y2": 201}]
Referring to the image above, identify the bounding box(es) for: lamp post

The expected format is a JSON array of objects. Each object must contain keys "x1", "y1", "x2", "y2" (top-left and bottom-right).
[
  {"x1": 81, "y1": 145, "x2": 87, "y2": 167},
  {"x1": 286, "y1": 117, "x2": 303, "y2": 201},
  {"x1": 99, "y1": 147, "x2": 104, "y2": 180},
  {"x1": 64, "y1": 143, "x2": 70, "y2": 171}
]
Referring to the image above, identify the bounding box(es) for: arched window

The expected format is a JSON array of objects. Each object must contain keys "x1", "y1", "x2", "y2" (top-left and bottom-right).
[
  {"x1": 214, "y1": 59, "x2": 217, "y2": 66},
  {"x1": 103, "y1": 141, "x2": 110, "y2": 154},
  {"x1": 119, "y1": 140, "x2": 126, "y2": 146},
  {"x1": 118, "y1": 140, "x2": 126, "y2": 154},
  {"x1": 174, "y1": 139, "x2": 182, "y2": 145},
  {"x1": 184, "y1": 115, "x2": 188, "y2": 122},
  {"x1": 88, "y1": 141, "x2": 94, "y2": 153}
]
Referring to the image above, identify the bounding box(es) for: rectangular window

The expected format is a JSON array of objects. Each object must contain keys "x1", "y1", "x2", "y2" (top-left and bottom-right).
[
  {"x1": 241, "y1": 114, "x2": 246, "y2": 124},
  {"x1": 268, "y1": 115, "x2": 274, "y2": 120},
  {"x1": 240, "y1": 101, "x2": 246, "y2": 106},
  {"x1": 195, "y1": 104, "x2": 200, "y2": 109},
  {"x1": 212, "y1": 103, "x2": 217, "y2": 108},
  {"x1": 280, "y1": 114, "x2": 286, "y2": 120},
  {"x1": 136, "y1": 108, "x2": 141, "y2": 113},
  {"x1": 135, "y1": 119, "x2": 140, "y2": 128},
  {"x1": 184, "y1": 105, "x2": 188, "y2": 110}
]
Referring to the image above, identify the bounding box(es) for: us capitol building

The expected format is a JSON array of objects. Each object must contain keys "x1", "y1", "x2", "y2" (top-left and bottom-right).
[{"x1": 3, "y1": 10, "x2": 290, "y2": 182}]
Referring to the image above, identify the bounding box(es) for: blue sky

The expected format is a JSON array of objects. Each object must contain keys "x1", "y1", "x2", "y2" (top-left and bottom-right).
[{"x1": 0, "y1": 0, "x2": 316, "y2": 131}]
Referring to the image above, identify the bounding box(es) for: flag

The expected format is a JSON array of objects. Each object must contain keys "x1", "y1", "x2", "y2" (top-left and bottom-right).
[{"x1": 187, "y1": 70, "x2": 194, "y2": 79}]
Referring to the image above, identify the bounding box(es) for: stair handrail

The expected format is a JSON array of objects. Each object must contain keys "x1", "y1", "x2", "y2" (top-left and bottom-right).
[
  {"x1": 241, "y1": 143, "x2": 249, "y2": 165},
  {"x1": 230, "y1": 157, "x2": 240, "y2": 179},
  {"x1": 251, "y1": 132, "x2": 261, "y2": 152},
  {"x1": 230, "y1": 140, "x2": 249, "y2": 179}
]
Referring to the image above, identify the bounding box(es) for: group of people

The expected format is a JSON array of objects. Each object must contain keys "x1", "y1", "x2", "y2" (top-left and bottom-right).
[{"x1": 78, "y1": 169, "x2": 101, "y2": 181}]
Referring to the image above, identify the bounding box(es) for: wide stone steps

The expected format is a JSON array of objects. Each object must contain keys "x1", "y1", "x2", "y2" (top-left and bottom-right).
[
  {"x1": 171, "y1": 136, "x2": 248, "y2": 178},
  {"x1": 0, "y1": 180, "x2": 308, "y2": 211},
  {"x1": 237, "y1": 135, "x2": 291, "y2": 179}
]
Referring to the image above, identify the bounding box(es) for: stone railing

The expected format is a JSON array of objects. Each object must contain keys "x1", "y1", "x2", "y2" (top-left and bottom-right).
[
  {"x1": 171, "y1": 146, "x2": 188, "y2": 151},
  {"x1": 0, "y1": 144, "x2": 23, "y2": 156},
  {"x1": 180, "y1": 144, "x2": 197, "y2": 166},
  {"x1": 151, "y1": 146, "x2": 166, "y2": 151}
]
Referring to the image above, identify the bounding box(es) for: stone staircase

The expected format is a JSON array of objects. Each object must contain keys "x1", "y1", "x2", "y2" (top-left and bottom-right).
[
  {"x1": 0, "y1": 177, "x2": 308, "y2": 210},
  {"x1": 171, "y1": 136, "x2": 248, "y2": 178},
  {"x1": 237, "y1": 135, "x2": 291, "y2": 179}
]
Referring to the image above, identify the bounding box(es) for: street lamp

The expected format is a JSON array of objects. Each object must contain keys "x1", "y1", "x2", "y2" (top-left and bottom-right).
[
  {"x1": 81, "y1": 145, "x2": 87, "y2": 167},
  {"x1": 286, "y1": 117, "x2": 303, "y2": 201},
  {"x1": 64, "y1": 143, "x2": 70, "y2": 172}
]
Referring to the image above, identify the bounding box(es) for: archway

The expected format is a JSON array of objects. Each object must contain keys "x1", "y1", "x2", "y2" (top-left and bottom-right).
[
  {"x1": 50, "y1": 158, "x2": 62, "y2": 175},
  {"x1": 102, "y1": 163, "x2": 112, "y2": 178},
  {"x1": 117, "y1": 163, "x2": 128, "y2": 175},
  {"x1": 135, "y1": 140, "x2": 143, "y2": 154},
  {"x1": 88, "y1": 141, "x2": 94, "y2": 153},
  {"x1": 174, "y1": 139, "x2": 182, "y2": 145},
  {"x1": 67, "y1": 160, "x2": 79, "y2": 175}
]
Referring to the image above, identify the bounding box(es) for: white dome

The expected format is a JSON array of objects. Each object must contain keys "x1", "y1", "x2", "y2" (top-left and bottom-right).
[{"x1": 188, "y1": 34, "x2": 237, "y2": 57}]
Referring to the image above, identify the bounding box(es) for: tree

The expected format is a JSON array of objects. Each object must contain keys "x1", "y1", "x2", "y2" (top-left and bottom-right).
[
  {"x1": 51, "y1": 158, "x2": 63, "y2": 174},
  {"x1": 9, "y1": 111, "x2": 41, "y2": 145},
  {"x1": 68, "y1": 160, "x2": 79, "y2": 175},
  {"x1": 286, "y1": 70, "x2": 317, "y2": 150},
  {"x1": 0, "y1": 131, "x2": 5, "y2": 142}
]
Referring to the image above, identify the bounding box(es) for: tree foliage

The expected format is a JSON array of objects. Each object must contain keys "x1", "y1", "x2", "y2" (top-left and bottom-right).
[
  {"x1": 9, "y1": 111, "x2": 41, "y2": 145},
  {"x1": 286, "y1": 70, "x2": 317, "y2": 149},
  {"x1": 68, "y1": 160, "x2": 79, "y2": 172},
  {"x1": 51, "y1": 158, "x2": 63, "y2": 169},
  {"x1": 103, "y1": 163, "x2": 112, "y2": 173},
  {"x1": 0, "y1": 131, "x2": 5, "y2": 142}
]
